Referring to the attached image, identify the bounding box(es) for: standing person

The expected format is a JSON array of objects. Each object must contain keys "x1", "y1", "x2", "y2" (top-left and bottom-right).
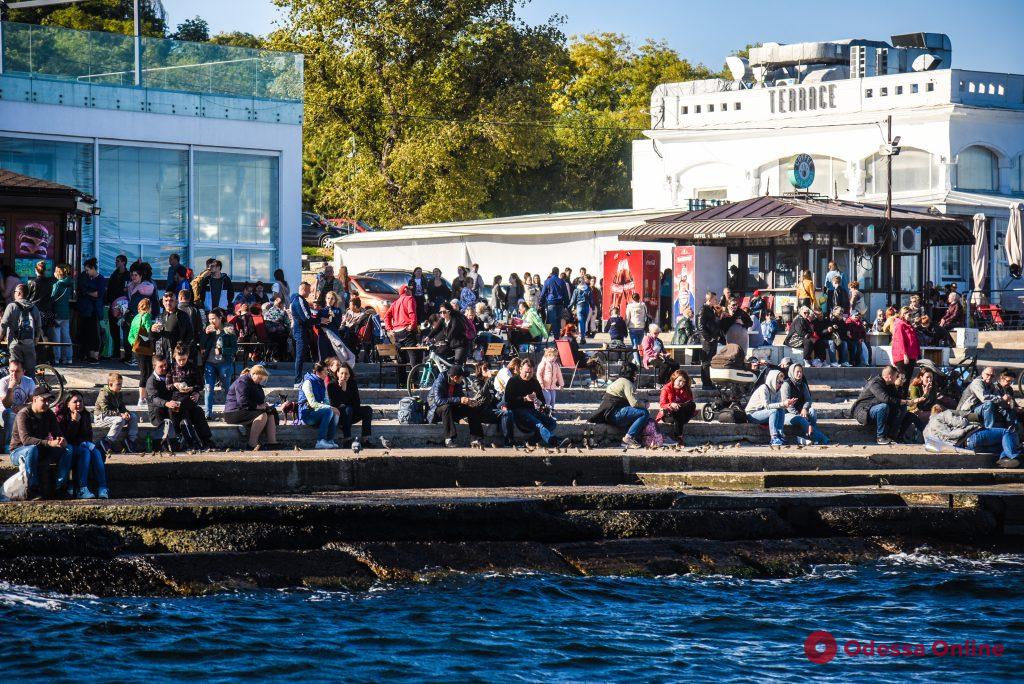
[
  {"x1": 848, "y1": 280, "x2": 867, "y2": 318},
  {"x1": 502, "y1": 358, "x2": 559, "y2": 447},
  {"x1": 177, "y1": 289, "x2": 205, "y2": 360},
  {"x1": 410, "y1": 267, "x2": 428, "y2": 322},
  {"x1": 658, "y1": 369, "x2": 696, "y2": 440},
  {"x1": 289, "y1": 281, "x2": 315, "y2": 388},
  {"x1": 659, "y1": 269, "x2": 673, "y2": 328},
  {"x1": 314, "y1": 290, "x2": 345, "y2": 362},
  {"x1": 9, "y1": 387, "x2": 73, "y2": 500},
  {"x1": 151, "y1": 291, "x2": 195, "y2": 360},
  {"x1": 426, "y1": 272, "x2": 451, "y2": 315},
  {"x1": 796, "y1": 270, "x2": 816, "y2": 308},
  {"x1": 0, "y1": 265, "x2": 20, "y2": 306},
  {"x1": 469, "y1": 263, "x2": 484, "y2": 295},
  {"x1": 325, "y1": 359, "x2": 373, "y2": 450},
  {"x1": 505, "y1": 274, "x2": 524, "y2": 320},
  {"x1": 127, "y1": 298, "x2": 155, "y2": 408},
  {"x1": 271, "y1": 268, "x2": 291, "y2": 303},
  {"x1": 588, "y1": 276, "x2": 601, "y2": 337},
  {"x1": 0, "y1": 284, "x2": 43, "y2": 375},
  {"x1": 825, "y1": 275, "x2": 849, "y2": 313},
  {"x1": 166, "y1": 253, "x2": 183, "y2": 293},
  {"x1": 721, "y1": 298, "x2": 753, "y2": 353},
  {"x1": 50, "y1": 264, "x2": 74, "y2": 365},
  {"x1": 336, "y1": 266, "x2": 352, "y2": 310},
  {"x1": 224, "y1": 366, "x2": 279, "y2": 450},
  {"x1": 298, "y1": 362, "x2": 340, "y2": 449},
  {"x1": 569, "y1": 277, "x2": 592, "y2": 344},
  {"x1": 314, "y1": 264, "x2": 345, "y2": 308},
  {"x1": 890, "y1": 307, "x2": 920, "y2": 391},
  {"x1": 198, "y1": 260, "x2": 233, "y2": 313},
  {"x1": 697, "y1": 291, "x2": 722, "y2": 390},
  {"x1": 540, "y1": 267, "x2": 568, "y2": 337},
  {"x1": 55, "y1": 391, "x2": 108, "y2": 500},
  {"x1": 0, "y1": 360, "x2": 36, "y2": 454},
  {"x1": 93, "y1": 371, "x2": 138, "y2": 453},
  {"x1": 76, "y1": 258, "x2": 106, "y2": 363},
  {"x1": 202, "y1": 308, "x2": 238, "y2": 419},
  {"x1": 25, "y1": 260, "x2": 55, "y2": 347},
  {"x1": 382, "y1": 284, "x2": 420, "y2": 382},
  {"x1": 625, "y1": 293, "x2": 648, "y2": 358},
  {"x1": 103, "y1": 255, "x2": 130, "y2": 361},
  {"x1": 537, "y1": 347, "x2": 564, "y2": 413},
  {"x1": 488, "y1": 275, "x2": 506, "y2": 320}
]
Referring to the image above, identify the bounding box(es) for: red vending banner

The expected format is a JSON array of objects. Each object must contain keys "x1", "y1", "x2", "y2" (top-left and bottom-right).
[{"x1": 602, "y1": 250, "x2": 661, "y2": 320}]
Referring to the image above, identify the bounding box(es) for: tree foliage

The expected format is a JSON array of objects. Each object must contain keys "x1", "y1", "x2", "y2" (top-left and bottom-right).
[
  {"x1": 8, "y1": 0, "x2": 166, "y2": 37},
  {"x1": 171, "y1": 16, "x2": 209, "y2": 42}
]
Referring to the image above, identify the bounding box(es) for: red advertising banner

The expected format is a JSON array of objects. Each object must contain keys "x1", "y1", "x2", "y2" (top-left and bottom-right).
[
  {"x1": 602, "y1": 250, "x2": 661, "y2": 319},
  {"x1": 673, "y1": 245, "x2": 696, "y2": 324}
]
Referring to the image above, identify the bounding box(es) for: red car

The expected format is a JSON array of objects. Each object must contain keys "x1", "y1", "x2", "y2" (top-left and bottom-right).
[{"x1": 349, "y1": 275, "x2": 398, "y2": 316}]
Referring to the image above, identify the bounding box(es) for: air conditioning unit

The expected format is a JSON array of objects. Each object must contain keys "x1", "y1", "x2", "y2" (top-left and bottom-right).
[
  {"x1": 850, "y1": 223, "x2": 876, "y2": 245},
  {"x1": 895, "y1": 225, "x2": 922, "y2": 253}
]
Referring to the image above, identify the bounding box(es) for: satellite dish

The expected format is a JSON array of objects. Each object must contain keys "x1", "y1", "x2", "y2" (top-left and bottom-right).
[
  {"x1": 726, "y1": 55, "x2": 750, "y2": 83},
  {"x1": 912, "y1": 54, "x2": 942, "y2": 71}
]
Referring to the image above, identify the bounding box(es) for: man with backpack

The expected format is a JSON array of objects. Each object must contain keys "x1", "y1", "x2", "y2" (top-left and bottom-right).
[{"x1": 0, "y1": 284, "x2": 43, "y2": 375}]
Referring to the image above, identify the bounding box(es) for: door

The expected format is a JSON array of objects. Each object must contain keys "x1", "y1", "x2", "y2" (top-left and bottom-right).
[{"x1": 832, "y1": 248, "x2": 854, "y2": 284}]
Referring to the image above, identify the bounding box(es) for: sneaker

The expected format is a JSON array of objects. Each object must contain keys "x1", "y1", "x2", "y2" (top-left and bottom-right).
[
  {"x1": 444, "y1": 438, "x2": 457, "y2": 448},
  {"x1": 97, "y1": 488, "x2": 109, "y2": 499},
  {"x1": 314, "y1": 439, "x2": 335, "y2": 450},
  {"x1": 662, "y1": 437, "x2": 678, "y2": 446},
  {"x1": 797, "y1": 436, "x2": 813, "y2": 446},
  {"x1": 621, "y1": 435, "x2": 642, "y2": 449},
  {"x1": 830, "y1": 362, "x2": 840, "y2": 368},
  {"x1": 77, "y1": 487, "x2": 96, "y2": 500},
  {"x1": 98, "y1": 438, "x2": 113, "y2": 455},
  {"x1": 137, "y1": 397, "x2": 148, "y2": 409},
  {"x1": 841, "y1": 362, "x2": 852, "y2": 368},
  {"x1": 876, "y1": 436, "x2": 892, "y2": 445},
  {"x1": 293, "y1": 383, "x2": 302, "y2": 390},
  {"x1": 770, "y1": 438, "x2": 787, "y2": 447},
  {"x1": 997, "y1": 457, "x2": 1021, "y2": 469}
]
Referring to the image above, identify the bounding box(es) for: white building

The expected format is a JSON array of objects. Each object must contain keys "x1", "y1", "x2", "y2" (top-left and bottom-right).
[
  {"x1": 0, "y1": 20, "x2": 303, "y2": 284},
  {"x1": 631, "y1": 33, "x2": 1024, "y2": 303}
]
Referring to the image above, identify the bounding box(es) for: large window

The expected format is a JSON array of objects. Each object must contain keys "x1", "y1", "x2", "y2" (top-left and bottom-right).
[
  {"x1": 98, "y1": 145, "x2": 187, "y2": 273},
  {"x1": 194, "y1": 151, "x2": 278, "y2": 281},
  {"x1": 760, "y1": 155, "x2": 848, "y2": 196},
  {"x1": 939, "y1": 245, "x2": 964, "y2": 280},
  {"x1": 864, "y1": 148, "x2": 937, "y2": 194},
  {"x1": 957, "y1": 146, "x2": 999, "y2": 191}
]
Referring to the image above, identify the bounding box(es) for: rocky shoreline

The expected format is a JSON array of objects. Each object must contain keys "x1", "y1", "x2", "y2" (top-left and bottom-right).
[{"x1": 1, "y1": 487, "x2": 1021, "y2": 596}]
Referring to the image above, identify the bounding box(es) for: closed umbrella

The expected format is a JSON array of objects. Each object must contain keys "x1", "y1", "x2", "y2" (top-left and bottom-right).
[
  {"x1": 971, "y1": 213, "x2": 988, "y2": 305},
  {"x1": 1006, "y1": 202, "x2": 1023, "y2": 276}
]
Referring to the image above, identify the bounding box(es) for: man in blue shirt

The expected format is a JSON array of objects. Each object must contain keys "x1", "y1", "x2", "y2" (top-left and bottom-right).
[
  {"x1": 290, "y1": 281, "x2": 314, "y2": 388},
  {"x1": 539, "y1": 267, "x2": 566, "y2": 337}
]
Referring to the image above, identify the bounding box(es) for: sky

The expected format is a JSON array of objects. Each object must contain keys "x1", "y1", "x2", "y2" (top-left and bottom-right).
[{"x1": 164, "y1": 0, "x2": 1024, "y2": 73}]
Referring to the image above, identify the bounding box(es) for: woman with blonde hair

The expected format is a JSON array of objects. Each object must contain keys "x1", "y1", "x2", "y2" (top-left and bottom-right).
[
  {"x1": 796, "y1": 270, "x2": 816, "y2": 308},
  {"x1": 224, "y1": 365, "x2": 279, "y2": 450},
  {"x1": 127, "y1": 297, "x2": 155, "y2": 408}
]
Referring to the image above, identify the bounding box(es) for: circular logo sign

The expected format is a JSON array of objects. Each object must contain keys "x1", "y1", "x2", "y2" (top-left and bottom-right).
[
  {"x1": 804, "y1": 630, "x2": 838, "y2": 664},
  {"x1": 787, "y1": 153, "x2": 816, "y2": 189}
]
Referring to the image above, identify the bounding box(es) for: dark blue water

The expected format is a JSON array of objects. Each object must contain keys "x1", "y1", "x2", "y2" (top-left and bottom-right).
[{"x1": 2, "y1": 551, "x2": 1022, "y2": 682}]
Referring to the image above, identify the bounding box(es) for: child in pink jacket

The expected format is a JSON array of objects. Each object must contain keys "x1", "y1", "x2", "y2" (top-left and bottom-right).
[{"x1": 537, "y1": 347, "x2": 565, "y2": 410}]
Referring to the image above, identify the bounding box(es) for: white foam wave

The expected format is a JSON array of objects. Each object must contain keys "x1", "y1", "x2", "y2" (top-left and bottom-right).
[
  {"x1": 880, "y1": 549, "x2": 1024, "y2": 574},
  {"x1": 0, "y1": 582, "x2": 69, "y2": 611}
]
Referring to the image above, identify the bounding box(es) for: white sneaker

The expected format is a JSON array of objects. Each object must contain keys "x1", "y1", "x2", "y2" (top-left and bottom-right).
[
  {"x1": 314, "y1": 439, "x2": 335, "y2": 449},
  {"x1": 830, "y1": 362, "x2": 840, "y2": 368},
  {"x1": 137, "y1": 397, "x2": 148, "y2": 408},
  {"x1": 621, "y1": 435, "x2": 643, "y2": 449},
  {"x1": 841, "y1": 362, "x2": 852, "y2": 368},
  {"x1": 293, "y1": 383, "x2": 302, "y2": 389}
]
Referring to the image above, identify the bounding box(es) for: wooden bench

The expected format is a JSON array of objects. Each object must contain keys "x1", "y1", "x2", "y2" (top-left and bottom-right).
[
  {"x1": 483, "y1": 341, "x2": 507, "y2": 366},
  {"x1": 375, "y1": 343, "x2": 411, "y2": 388}
]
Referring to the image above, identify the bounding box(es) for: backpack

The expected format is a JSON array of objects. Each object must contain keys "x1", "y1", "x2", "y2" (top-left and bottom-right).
[
  {"x1": 14, "y1": 303, "x2": 35, "y2": 340},
  {"x1": 397, "y1": 396, "x2": 426, "y2": 425},
  {"x1": 716, "y1": 406, "x2": 748, "y2": 424}
]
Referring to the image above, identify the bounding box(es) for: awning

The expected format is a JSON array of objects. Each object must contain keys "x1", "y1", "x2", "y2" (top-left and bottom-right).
[{"x1": 621, "y1": 215, "x2": 806, "y2": 240}]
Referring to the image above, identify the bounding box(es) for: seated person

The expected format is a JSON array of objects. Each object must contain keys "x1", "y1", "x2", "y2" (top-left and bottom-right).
[
  {"x1": 224, "y1": 365, "x2": 279, "y2": 450},
  {"x1": 780, "y1": 363, "x2": 829, "y2": 444},
  {"x1": 639, "y1": 323, "x2": 679, "y2": 385},
  {"x1": 560, "y1": 323, "x2": 606, "y2": 386},
  {"x1": 502, "y1": 358, "x2": 559, "y2": 447},
  {"x1": 783, "y1": 307, "x2": 824, "y2": 366},
  {"x1": 231, "y1": 302, "x2": 258, "y2": 345},
  {"x1": 146, "y1": 350, "x2": 214, "y2": 451},
  {"x1": 588, "y1": 361, "x2": 671, "y2": 449},
  {"x1": 9, "y1": 387, "x2": 73, "y2": 500},
  {"x1": 506, "y1": 300, "x2": 547, "y2": 348},
  {"x1": 908, "y1": 368, "x2": 956, "y2": 422},
  {"x1": 924, "y1": 406, "x2": 1020, "y2": 468},
  {"x1": 492, "y1": 357, "x2": 521, "y2": 397},
  {"x1": 850, "y1": 365, "x2": 923, "y2": 445},
  {"x1": 605, "y1": 307, "x2": 627, "y2": 344},
  {"x1": 325, "y1": 358, "x2": 373, "y2": 450},
  {"x1": 845, "y1": 310, "x2": 867, "y2": 366},
  {"x1": 428, "y1": 364, "x2": 487, "y2": 448},
  {"x1": 759, "y1": 311, "x2": 780, "y2": 348},
  {"x1": 298, "y1": 362, "x2": 341, "y2": 449},
  {"x1": 958, "y1": 367, "x2": 1016, "y2": 429},
  {"x1": 745, "y1": 369, "x2": 794, "y2": 447},
  {"x1": 262, "y1": 294, "x2": 291, "y2": 360},
  {"x1": 658, "y1": 369, "x2": 696, "y2": 440},
  {"x1": 997, "y1": 369, "x2": 1024, "y2": 426},
  {"x1": 466, "y1": 361, "x2": 512, "y2": 446},
  {"x1": 55, "y1": 390, "x2": 108, "y2": 500},
  {"x1": 1, "y1": 359, "x2": 36, "y2": 453},
  {"x1": 93, "y1": 371, "x2": 139, "y2": 454},
  {"x1": 824, "y1": 306, "x2": 851, "y2": 367}
]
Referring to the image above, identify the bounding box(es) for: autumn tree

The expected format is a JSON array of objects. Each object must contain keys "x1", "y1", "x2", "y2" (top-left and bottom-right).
[{"x1": 8, "y1": 0, "x2": 166, "y2": 36}]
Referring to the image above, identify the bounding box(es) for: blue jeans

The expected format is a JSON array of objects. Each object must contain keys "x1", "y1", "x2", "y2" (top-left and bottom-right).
[
  {"x1": 575, "y1": 306, "x2": 590, "y2": 342},
  {"x1": 966, "y1": 428, "x2": 1022, "y2": 460},
  {"x1": 609, "y1": 405, "x2": 650, "y2": 440},
  {"x1": 54, "y1": 319, "x2": 72, "y2": 363},
  {"x1": 204, "y1": 361, "x2": 234, "y2": 416},
  {"x1": 292, "y1": 331, "x2": 306, "y2": 384},
  {"x1": 827, "y1": 339, "x2": 849, "y2": 364},
  {"x1": 73, "y1": 442, "x2": 107, "y2": 494},
  {"x1": 510, "y1": 407, "x2": 558, "y2": 446},
  {"x1": 544, "y1": 304, "x2": 561, "y2": 336},
  {"x1": 784, "y1": 410, "x2": 827, "y2": 443},
  {"x1": 747, "y1": 407, "x2": 785, "y2": 440},
  {"x1": 10, "y1": 444, "x2": 73, "y2": 493},
  {"x1": 302, "y1": 407, "x2": 338, "y2": 441},
  {"x1": 868, "y1": 403, "x2": 910, "y2": 439},
  {"x1": 1, "y1": 408, "x2": 14, "y2": 453},
  {"x1": 978, "y1": 401, "x2": 1015, "y2": 429}
]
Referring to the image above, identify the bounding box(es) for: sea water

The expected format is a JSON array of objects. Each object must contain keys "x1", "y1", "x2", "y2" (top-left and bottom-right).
[{"x1": 1, "y1": 551, "x2": 1022, "y2": 682}]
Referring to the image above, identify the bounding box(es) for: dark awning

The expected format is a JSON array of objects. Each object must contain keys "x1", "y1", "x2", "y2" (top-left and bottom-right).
[{"x1": 0, "y1": 168, "x2": 96, "y2": 214}]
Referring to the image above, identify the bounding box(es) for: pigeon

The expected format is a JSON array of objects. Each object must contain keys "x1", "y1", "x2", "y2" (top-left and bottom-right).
[
  {"x1": 379, "y1": 437, "x2": 393, "y2": 451},
  {"x1": 351, "y1": 440, "x2": 362, "y2": 454},
  {"x1": 571, "y1": 479, "x2": 578, "y2": 487},
  {"x1": 533, "y1": 480, "x2": 545, "y2": 487},
  {"x1": 455, "y1": 480, "x2": 461, "y2": 488}
]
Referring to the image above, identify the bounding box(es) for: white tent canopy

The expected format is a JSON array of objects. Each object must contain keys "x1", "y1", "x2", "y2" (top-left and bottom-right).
[{"x1": 971, "y1": 213, "x2": 988, "y2": 305}]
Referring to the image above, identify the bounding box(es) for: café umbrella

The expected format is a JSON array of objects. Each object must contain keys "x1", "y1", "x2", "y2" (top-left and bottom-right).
[
  {"x1": 1006, "y1": 202, "x2": 1023, "y2": 279},
  {"x1": 971, "y1": 213, "x2": 988, "y2": 305}
]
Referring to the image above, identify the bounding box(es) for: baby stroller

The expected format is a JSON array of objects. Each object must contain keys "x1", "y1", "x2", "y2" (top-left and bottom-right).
[{"x1": 702, "y1": 343, "x2": 758, "y2": 421}]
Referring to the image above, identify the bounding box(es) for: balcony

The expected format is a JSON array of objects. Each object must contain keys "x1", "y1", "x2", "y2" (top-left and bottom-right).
[{"x1": 0, "y1": 21, "x2": 303, "y2": 125}]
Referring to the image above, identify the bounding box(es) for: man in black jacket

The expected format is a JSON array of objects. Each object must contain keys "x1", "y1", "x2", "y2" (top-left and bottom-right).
[
  {"x1": 697, "y1": 291, "x2": 722, "y2": 389},
  {"x1": 146, "y1": 354, "x2": 213, "y2": 449},
  {"x1": 152, "y1": 291, "x2": 195, "y2": 359},
  {"x1": 104, "y1": 255, "x2": 130, "y2": 361},
  {"x1": 850, "y1": 365, "x2": 922, "y2": 444}
]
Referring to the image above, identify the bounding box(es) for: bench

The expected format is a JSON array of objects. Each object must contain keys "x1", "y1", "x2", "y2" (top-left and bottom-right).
[
  {"x1": 375, "y1": 343, "x2": 411, "y2": 388},
  {"x1": 663, "y1": 343, "x2": 702, "y2": 364},
  {"x1": 871, "y1": 346, "x2": 950, "y2": 367}
]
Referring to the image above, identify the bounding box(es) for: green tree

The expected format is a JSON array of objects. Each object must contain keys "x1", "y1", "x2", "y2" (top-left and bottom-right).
[
  {"x1": 272, "y1": 0, "x2": 565, "y2": 228},
  {"x1": 171, "y1": 16, "x2": 209, "y2": 42},
  {"x1": 210, "y1": 31, "x2": 266, "y2": 49},
  {"x1": 8, "y1": 0, "x2": 167, "y2": 37}
]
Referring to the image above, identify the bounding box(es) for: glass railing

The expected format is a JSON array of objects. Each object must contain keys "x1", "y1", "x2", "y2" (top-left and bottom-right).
[{"x1": 0, "y1": 21, "x2": 302, "y2": 102}]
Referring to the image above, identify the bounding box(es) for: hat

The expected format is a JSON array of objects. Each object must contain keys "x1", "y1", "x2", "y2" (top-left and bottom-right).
[
  {"x1": 450, "y1": 364, "x2": 469, "y2": 378},
  {"x1": 31, "y1": 386, "x2": 53, "y2": 399}
]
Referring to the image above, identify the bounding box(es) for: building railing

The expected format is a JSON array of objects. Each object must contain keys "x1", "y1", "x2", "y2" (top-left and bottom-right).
[{"x1": 0, "y1": 21, "x2": 302, "y2": 102}]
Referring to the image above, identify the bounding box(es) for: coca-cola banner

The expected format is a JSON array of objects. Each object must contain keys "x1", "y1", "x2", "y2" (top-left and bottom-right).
[
  {"x1": 672, "y1": 245, "x2": 727, "y2": 325},
  {"x1": 602, "y1": 250, "x2": 660, "y2": 320}
]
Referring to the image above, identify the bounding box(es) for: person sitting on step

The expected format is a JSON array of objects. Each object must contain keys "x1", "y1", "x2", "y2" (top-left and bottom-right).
[
  {"x1": 146, "y1": 352, "x2": 214, "y2": 452},
  {"x1": 502, "y1": 358, "x2": 560, "y2": 448},
  {"x1": 589, "y1": 361, "x2": 673, "y2": 449},
  {"x1": 325, "y1": 357, "x2": 373, "y2": 451},
  {"x1": 224, "y1": 365, "x2": 279, "y2": 451},
  {"x1": 779, "y1": 363, "x2": 830, "y2": 445},
  {"x1": 957, "y1": 366, "x2": 1018, "y2": 430},
  {"x1": 428, "y1": 364, "x2": 488, "y2": 448},
  {"x1": 924, "y1": 405, "x2": 1021, "y2": 468},
  {"x1": 745, "y1": 369, "x2": 793, "y2": 447},
  {"x1": 93, "y1": 371, "x2": 138, "y2": 453},
  {"x1": 850, "y1": 365, "x2": 923, "y2": 445},
  {"x1": 298, "y1": 362, "x2": 341, "y2": 450}
]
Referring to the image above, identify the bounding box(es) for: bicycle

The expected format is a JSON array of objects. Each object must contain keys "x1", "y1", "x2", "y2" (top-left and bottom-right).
[
  {"x1": 406, "y1": 348, "x2": 458, "y2": 397},
  {"x1": 0, "y1": 345, "x2": 66, "y2": 404},
  {"x1": 945, "y1": 353, "x2": 978, "y2": 398}
]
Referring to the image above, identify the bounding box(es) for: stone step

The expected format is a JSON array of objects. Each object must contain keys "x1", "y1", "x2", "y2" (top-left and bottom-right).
[{"x1": 637, "y1": 469, "x2": 1024, "y2": 490}]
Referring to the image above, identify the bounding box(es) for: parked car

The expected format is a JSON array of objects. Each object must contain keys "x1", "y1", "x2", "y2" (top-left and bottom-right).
[
  {"x1": 359, "y1": 269, "x2": 452, "y2": 293},
  {"x1": 349, "y1": 275, "x2": 398, "y2": 315},
  {"x1": 302, "y1": 211, "x2": 347, "y2": 248}
]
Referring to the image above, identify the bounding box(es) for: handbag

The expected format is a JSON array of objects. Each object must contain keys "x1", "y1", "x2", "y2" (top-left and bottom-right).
[
  {"x1": 132, "y1": 330, "x2": 155, "y2": 357},
  {"x1": 2, "y1": 462, "x2": 29, "y2": 501}
]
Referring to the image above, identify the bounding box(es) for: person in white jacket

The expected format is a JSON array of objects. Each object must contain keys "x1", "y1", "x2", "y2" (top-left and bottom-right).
[{"x1": 745, "y1": 369, "x2": 797, "y2": 446}]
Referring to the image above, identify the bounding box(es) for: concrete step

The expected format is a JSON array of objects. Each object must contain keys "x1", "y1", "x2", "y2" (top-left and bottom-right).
[{"x1": 637, "y1": 469, "x2": 1024, "y2": 490}]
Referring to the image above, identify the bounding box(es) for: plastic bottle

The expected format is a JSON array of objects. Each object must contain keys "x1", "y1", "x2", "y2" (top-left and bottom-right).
[{"x1": 145, "y1": 436, "x2": 153, "y2": 453}]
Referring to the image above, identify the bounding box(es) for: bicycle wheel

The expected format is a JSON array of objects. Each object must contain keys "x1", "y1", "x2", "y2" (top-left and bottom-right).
[
  {"x1": 406, "y1": 363, "x2": 434, "y2": 396},
  {"x1": 1017, "y1": 369, "x2": 1024, "y2": 398},
  {"x1": 35, "y1": 365, "x2": 66, "y2": 405}
]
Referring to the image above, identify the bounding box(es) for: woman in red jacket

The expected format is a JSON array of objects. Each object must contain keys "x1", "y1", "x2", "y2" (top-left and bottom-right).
[
  {"x1": 658, "y1": 369, "x2": 697, "y2": 439},
  {"x1": 890, "y1": 306, "x2": 920, "y2": 391}
]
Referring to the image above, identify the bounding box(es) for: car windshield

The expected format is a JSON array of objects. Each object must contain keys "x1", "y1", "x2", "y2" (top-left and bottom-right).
[{"x1": 355, "y1": 277, "x2": 397, "y2": 294}]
